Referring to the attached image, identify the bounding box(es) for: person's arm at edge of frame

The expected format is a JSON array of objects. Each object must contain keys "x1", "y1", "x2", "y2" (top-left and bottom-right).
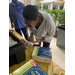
[{"x1": 10, "y1": 17, "x2": 14, "y2": 28}]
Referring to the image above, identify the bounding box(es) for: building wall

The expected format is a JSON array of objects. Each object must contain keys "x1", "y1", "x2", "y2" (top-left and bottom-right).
[
  {"x1": 26, "y1": 0, "x2": 31, "y2": 5},
  {"x1": 26, "y1": 0, "x2": 34, "y2": 5}
]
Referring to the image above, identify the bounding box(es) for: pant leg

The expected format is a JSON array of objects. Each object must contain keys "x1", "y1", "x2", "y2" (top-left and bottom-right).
[
  {"x1": 15, "y1": 28, "x2": 22, "y2": 36},
  {"x1": 43, "y1": 42, "x2": 50, "y2": 48},
  {"x1": 21, "y1": 26, "x2": 29, "y2": 40}
]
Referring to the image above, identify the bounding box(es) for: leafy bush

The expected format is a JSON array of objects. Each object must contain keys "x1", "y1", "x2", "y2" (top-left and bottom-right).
[
  {"x1": 40, "y1": 9, "x2": 65, "y2": 26},
  {"x1": 58, "y1": 9, "x2": 65, "y2": 24}
]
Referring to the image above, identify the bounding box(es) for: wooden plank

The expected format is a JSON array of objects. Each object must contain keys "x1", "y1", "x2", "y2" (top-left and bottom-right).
[{"x1": 12, "y1": 31, "x2": 33, "y2": 46}]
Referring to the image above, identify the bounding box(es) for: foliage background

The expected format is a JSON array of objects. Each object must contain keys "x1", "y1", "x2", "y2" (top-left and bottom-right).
[{"x1": 40, "y1": 9, "x2": 65, "y2": 26}]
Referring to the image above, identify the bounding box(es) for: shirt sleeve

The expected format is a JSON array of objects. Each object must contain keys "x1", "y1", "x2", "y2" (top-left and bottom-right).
[
  {"x1": 21, "y1": 2, "x2": 25, "y2": 9},
  {"x1": 44, "y1": 13, "x2": 56, "y2": 41},
  {"x1": 22, "y1": 4, "x2": 25, "y2": 8},
  {"x1": 44, "y1": 23, "x2": 56, "y2": 41},
  {"x1": 9, "y1": 4, "x2": 11, "y2": 17},
  {"x1": 9, "y1": 11, "x2": 11, "y2": 17}
]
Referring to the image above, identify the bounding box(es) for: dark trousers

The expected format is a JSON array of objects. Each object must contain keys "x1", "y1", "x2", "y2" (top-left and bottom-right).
[
  {"x1": 15, "y1": 26, "x2": 29, "y2": 40},
  {"x1": 34, "y1": 42, "x2": 50, "y2": 48}
]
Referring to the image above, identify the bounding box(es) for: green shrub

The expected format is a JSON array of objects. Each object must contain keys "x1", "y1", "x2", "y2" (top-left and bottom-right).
[
  {"x1": 40, "y1": 9, "x2": 65, "y2": 26},
  {"x1": 58, "y1": 9, "x2": 65, "y2": 24}
]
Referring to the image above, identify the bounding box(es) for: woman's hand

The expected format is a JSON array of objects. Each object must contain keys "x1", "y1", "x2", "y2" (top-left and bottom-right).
[
  {"x1": 36, "y1": 37, "x2": 45, "y2": 43},
  {"x1": 28, "y1": 33, "x2": 34, "y2": 42},
  {"x1": 11, "y1": 23, "x2": 14, "y2": 28},
  {"x1": 36, "y1": 37, "x2": 50, "y2": 43}
]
